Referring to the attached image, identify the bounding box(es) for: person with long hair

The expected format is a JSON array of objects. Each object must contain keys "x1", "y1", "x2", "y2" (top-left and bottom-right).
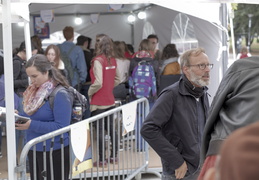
[
  {"x1": 88, "y1": 34, "x2": 120, "y2": 167},
  {"x1": 160, "y1": 43, "x2": 181, "y2": 75},
  {"x1": 129, "y1": 39, "x2": 159, "y2": 104},
  {"x1": 15, "y1": 54, "x2": 71, "y2": 180},
  {"x1": 31, "y1": 35, "x2": 44, "y2": 54},
  {"x1": 158, "y1": 44, "x2": 181, "y2": 93},
  {"x1": 45, "y1": 44, "x2": 68, "y2": 79},
  {"x1": 132, "y1": 39, "x2": 154, "y2": 59},
  {"x1": 113, "y1": 41, "x2": 130, "y2": 100}
]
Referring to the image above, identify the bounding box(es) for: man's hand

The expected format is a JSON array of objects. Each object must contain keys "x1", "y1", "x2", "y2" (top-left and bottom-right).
[{"x1": 175, "y1": 161, "x2": 188, "y2": 179}]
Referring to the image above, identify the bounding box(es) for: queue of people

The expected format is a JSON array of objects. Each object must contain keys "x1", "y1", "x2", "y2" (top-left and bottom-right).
[{"x1": 1, "y1": 29, "x2": 257, "y2": 180}]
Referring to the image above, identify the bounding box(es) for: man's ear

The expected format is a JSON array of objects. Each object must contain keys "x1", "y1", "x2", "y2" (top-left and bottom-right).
[
  {"x1": 182, "y1": 66, "x2": 189, "y2": 76},
  {"x1": 203, "y1": 167, "x2": 216, "y2": 180}
]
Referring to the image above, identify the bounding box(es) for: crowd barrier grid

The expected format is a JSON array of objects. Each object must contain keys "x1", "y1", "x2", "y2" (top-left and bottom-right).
[{"x1": 15, "y1": 97, "x2": 160, "y2": 180}]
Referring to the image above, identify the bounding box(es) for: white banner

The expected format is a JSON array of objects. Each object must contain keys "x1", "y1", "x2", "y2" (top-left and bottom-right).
[{"x1": 121, "y1": 101, "x2": 137, "y2": 136}]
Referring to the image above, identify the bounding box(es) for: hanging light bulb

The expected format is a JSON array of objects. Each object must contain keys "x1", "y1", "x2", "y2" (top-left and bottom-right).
[
  {"x1": 127, "y1": 14, "x2": 136, "y2": 23},
  {"x1": 74, "y1": 16, "x2": 82, "y2": 25},
  {"x1": 138, "y1": 11, "x2": 146, "y2": 19}
]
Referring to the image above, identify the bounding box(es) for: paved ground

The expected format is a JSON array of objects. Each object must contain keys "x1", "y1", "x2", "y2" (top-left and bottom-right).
[
  {"x1": 0, "y1": 134, "x2": 162, "y2": 180},
  {"x1": 141, "y1": 173, "x2": 161, "y2": 180}
]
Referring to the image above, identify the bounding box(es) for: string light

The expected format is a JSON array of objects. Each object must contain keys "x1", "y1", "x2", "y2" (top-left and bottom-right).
[
  {"x1": 74, "y1": 16, "x2": 82, "y2": 25},
  {"x1": 138, "y1": 11, "x2": 146, "y2": 19},
  {"x1": 127, "y1": 14, "x2": 136, "y2": 23}
]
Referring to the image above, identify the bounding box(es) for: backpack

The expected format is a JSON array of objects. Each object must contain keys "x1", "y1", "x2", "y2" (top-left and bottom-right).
[
  {"x1": 129, "y1": 60, "x2": 157, "y2": 99},
  {"x1": 57, "y1": 44, "x2": 76, "y2": 84},
  {"x1": 48, "y1": 85, "x2": 88, "y2": 124}
]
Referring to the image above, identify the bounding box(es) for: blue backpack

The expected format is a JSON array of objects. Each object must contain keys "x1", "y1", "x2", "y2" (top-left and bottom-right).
[{"x1": 129, "y1": 60, "x2": 157, "y2": 99}]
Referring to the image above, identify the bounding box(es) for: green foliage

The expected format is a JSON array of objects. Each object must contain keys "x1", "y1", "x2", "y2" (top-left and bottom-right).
[
  {"x1": 233, "y1": 4, "x2": 259, "y2": 46},
  {"x1": 231, "y1": 3, "x2": 238, "y2": 10}
]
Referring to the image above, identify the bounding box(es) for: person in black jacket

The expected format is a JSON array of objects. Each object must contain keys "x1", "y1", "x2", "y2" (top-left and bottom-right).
[
  {"x1": 76, "y1": 35, "x2": 93, "y2": 118},
  {"x1": 13, "y1": 41, "x2": 38, "y2": 97},
  {"x1": 141, "y1": 48, "x2": 212, "y2": 180}
]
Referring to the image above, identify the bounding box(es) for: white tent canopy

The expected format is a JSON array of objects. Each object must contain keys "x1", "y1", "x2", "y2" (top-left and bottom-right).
[{"x1": 1, "y1": 0, "x2": 233, "y2": 179}]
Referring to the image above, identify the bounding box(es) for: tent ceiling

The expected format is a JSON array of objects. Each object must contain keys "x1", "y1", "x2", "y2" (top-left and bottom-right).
[{"x1": 29, "y1": 3, "x2": 153, "y2": 16}]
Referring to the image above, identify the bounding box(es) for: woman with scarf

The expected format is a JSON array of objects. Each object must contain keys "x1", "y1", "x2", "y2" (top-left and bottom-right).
[{"x1": 15, "y1": 54, "x2": 72, "y2": 180}]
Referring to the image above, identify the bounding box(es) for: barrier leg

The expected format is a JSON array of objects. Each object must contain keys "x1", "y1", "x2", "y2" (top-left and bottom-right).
[{"x1": 135, "y1": 173, "x2": 142, "y2": 180}]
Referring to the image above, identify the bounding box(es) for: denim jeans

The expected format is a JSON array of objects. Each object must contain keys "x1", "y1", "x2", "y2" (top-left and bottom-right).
[{"x1": 135, "y1": 99, "x2": 154, "y2": 151}]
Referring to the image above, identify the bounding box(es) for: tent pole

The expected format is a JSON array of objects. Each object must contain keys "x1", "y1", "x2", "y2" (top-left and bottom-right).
[
  {"x1": 130, "y1": 23, "x2": 135, "y2": 46},
  {"x1": 229, "y1": 4, "x2": 236, "y2": 61},
  {"x1": 221, "y1": 3, "x2": 229, "y2": 73},
  {"x1": 2, "y1": 0, "x2": 17, "y2": 179},
  {"x1": 24, "y1": 19, "x2": 32, "y2": 61}
]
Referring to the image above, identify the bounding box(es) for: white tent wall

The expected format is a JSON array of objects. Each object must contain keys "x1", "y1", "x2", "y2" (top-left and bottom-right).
[
  {"x1": 0, "y1": 24, "x2": 25, "y2": 49},
  {"x1": 134, "y1": 5, "x2": 223, "y2": 101}
]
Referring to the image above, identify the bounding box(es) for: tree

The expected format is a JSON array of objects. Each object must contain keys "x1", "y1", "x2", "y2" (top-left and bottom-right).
[{"x1": 233, "y1": 4, "x2": 259, "y2": 51}]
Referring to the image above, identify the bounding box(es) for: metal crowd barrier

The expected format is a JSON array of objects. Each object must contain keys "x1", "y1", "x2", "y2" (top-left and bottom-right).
[{"x1": 15, "y1": 98, "x2": 160, "y2": 180}]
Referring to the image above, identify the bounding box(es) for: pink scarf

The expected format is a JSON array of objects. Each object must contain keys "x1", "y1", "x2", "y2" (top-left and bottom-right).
[{"x1": 23, "y1": 80, "x2": 55, "y2": 115}]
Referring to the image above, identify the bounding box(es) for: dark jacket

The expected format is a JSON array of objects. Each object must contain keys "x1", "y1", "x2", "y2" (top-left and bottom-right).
[
  {"x1": 82, "y1": 49, "x2": 93, "y2": 83},
  {"x1": 13, "y1": 55, "x2": 28, "y2": 96},
  {"x1": 141, "y1": 76, "x2": 209, "y2": 175},
  {"x1": 201, "y1": 56, "x2": 259, "y2": 162}
]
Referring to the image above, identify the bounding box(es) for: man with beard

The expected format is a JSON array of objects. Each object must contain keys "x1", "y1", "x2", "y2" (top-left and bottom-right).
[{"x1": 141, "y1": 48, "x2": 212, "y2": 180}]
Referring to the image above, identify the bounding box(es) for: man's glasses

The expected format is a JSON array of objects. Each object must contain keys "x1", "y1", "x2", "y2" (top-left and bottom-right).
[{"x1": 187, "y1": 63, "x2": 214, "y2": 70}]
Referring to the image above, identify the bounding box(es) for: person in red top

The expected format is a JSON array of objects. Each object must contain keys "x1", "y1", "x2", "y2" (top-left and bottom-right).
[
  {"x1": 88, "y1": 34, "x2": 120, "y2": 167},
  {"x1": 121, "y1": 41, "x2": 133, "y2": 60},
  {"x1": 236, "y1": 46, "x2": 251, "y2": 59}
]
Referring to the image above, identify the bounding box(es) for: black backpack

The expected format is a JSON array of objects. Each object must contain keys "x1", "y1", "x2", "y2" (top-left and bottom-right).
[{"x1": 47, "y1": 85, "x2": 88, "y2": 124}]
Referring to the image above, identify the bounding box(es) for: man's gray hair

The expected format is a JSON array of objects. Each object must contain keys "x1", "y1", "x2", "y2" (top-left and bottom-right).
[{"x1": 180, "y1": 48, "x2": 205, "y2": 69}]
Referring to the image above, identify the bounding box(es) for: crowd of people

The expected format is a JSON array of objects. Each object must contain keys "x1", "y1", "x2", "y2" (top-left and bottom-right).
[{"x1": 1, "y1": 25, "x2": 257, "y2": 180}]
